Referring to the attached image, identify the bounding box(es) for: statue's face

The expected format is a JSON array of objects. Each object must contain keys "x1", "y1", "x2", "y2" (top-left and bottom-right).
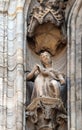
[{"x1": 40, "y1": 51, "x2": 52, "y2": 66}]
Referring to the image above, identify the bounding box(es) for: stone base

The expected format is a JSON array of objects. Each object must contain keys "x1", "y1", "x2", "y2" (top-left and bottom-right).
[{"x1": 26, "y1": 97, "x2": 67, "y2": 130}]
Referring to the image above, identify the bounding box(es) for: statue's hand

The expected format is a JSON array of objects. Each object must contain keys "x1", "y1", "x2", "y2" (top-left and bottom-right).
[
  {"x1": 26, "y1": 65, "x2": 38, "y2": 80},
  {"x1": 33, "y1": 65, "x2": 39, "y2": 72},
  {"x1": 35, "y1": 64, "x2": 41, "y2": 72},
  {"x1": 57, "y1": 74, "x2": 65, "y2": 85},
  {"x1": 60, "y1": 79, "x2": 65, "y2": 85}
]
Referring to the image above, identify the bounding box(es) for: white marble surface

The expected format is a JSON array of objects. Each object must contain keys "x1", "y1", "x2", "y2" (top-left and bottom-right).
[{"x1": 0, "y1": 0, "x2": 82, "y2": 130}]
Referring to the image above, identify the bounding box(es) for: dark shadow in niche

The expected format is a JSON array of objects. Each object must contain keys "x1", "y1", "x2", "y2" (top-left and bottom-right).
[
  {"x1": 26, "y1": 71, "x2": 35, "y2": 106},
  {"x1": 27, "y1": 22, "x2": 67, "y2": 57},
  {"x1": 26, "y1": 81, "x2": 33, "y2": 105}
]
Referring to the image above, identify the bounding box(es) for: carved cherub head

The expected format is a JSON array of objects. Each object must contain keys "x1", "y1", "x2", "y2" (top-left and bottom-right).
[{"x1": 40, "y1": 51, "x2": 52, "y2": 67}]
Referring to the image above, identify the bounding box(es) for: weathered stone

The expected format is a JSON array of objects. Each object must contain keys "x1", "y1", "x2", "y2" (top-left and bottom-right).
[{"x1": 0, "y1": 0, "x2": 82, "y2": 130}]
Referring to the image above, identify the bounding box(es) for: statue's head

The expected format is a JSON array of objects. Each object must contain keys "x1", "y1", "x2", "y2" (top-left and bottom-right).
[{"x1": 40, "y1": 51, "x2": 52, "y2": 67}]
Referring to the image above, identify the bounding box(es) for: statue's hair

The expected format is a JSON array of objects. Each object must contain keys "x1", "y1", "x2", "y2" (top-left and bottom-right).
[
  {"x1": 40, "y1": 50, "x2": 51, "y2": 56},
  {"x1": 39, "y1": 50, "x2": 52, "y2": 56}
]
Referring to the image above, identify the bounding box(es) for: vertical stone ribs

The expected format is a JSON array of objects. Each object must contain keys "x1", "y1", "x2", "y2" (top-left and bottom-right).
[
  {"x1": 0, "y1": 1, "x2": 8, "y2": 130},
  {"x1": 67, "y1": 0, "x2": 82, "y2": 130},
  {"x1": 7, "y1": 1, "x2": 25, "y2": 130}
]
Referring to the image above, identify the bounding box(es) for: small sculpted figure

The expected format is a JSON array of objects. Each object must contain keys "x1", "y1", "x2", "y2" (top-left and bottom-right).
[{"x1": 27, "y1": 51, "x2": 65, "y2": 101}]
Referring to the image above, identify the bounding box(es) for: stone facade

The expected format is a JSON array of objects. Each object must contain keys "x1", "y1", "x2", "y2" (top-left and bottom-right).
[{"x1": 0, "y1": 0, "x2": 82, "y2": 130}]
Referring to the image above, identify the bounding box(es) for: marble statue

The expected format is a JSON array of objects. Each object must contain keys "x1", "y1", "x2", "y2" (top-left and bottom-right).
[
  {"x1": 26, "y1": 53, "x2": 67, "y2": 130},
  {"x1": 26, "y1": 51, "x2": 65, "y2": 101},
  {"x1": 26, "y1": 1, "x2": 67, "y2": 130}
]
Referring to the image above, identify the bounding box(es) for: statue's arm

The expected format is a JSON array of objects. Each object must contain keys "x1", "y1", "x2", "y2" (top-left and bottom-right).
[
  {"x1": 37, "y1": 66, "x2": 57, "y2": 77},
  {"x1": 26, "y1": 66, "x2": 38, "y2": 80},
  {"x1": 40, "y1": 68, "x2": 55, "y2": 77},
  {"x1": 41, "y1": 69, "x2": 49, "y2": 76},
  {"x1": 50, "y1": 70, "x2": 65, "y2": 84},
  {"x1": 57, "y1": 74, "x2": 65, "y2": 85},
  {"x1": 38, "y1": 66, "x2": 50, "y2": 76}
]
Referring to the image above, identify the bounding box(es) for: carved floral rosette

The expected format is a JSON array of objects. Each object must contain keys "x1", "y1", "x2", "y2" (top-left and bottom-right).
[{"x1": 26, "y1": 97, "x2": 67, "y2": 130}]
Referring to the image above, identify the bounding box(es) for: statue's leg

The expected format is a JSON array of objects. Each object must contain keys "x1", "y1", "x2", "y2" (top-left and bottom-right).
[
  {"x1": 31, "y1": 79, "x2": 44, "y2": 100},
  {"x1": 49, "y1": 80, "x2": 60, "y2": 98}
]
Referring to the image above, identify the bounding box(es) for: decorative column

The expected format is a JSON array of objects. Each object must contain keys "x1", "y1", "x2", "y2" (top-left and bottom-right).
[
  {"x1": 7, "y1": 0, "x2": 26, "y2": 130},
  {"x1": 67, "y1": 0, "x2": 82, "y2": 130},
  {"x1": 0, "y1": 1, "x2": 9, "y2": 130},
  {"x1": 0, "y1": 0, "x2": 27, "y2": 130}
]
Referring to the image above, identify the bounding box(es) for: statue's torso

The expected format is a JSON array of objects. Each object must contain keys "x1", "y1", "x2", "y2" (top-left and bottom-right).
[{"x1": 31, "y1": 68, "x2": 60, "y2": 100}]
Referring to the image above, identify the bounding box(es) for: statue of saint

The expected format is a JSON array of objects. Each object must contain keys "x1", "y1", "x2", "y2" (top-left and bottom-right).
[{"x1": 26, "y1": 51, "x2": 65, "y2": 101}]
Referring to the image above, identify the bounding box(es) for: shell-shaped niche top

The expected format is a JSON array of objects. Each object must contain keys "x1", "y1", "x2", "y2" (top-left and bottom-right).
[{"x1": 27, "y1": 0, "x2": 67, "y2": 56}]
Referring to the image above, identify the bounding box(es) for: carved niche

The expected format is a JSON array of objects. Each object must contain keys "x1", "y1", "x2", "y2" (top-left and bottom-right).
[
  {"x1": 26, "y1": 0, "x2": 68, "y2": 130},
  {"x1": 27, "y1": 0, "x2": 67, "y2": 56}
]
